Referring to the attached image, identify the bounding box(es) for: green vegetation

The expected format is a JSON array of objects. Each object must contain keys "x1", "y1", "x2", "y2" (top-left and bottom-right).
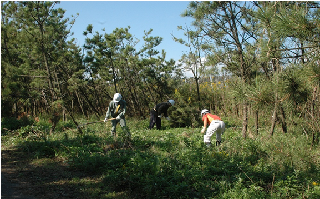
[
  {"x1": 1, "y1": 1, "x2": 320, "y2": 198},
  {"x1": 2, "y1": 117, "x2": 320, "y2": 198}
]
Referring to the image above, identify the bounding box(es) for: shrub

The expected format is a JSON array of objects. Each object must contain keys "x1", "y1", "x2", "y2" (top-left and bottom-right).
[
  {"x1": 55, "y1": 120, "x2": 76, "y2": 132},
  {"x1": 1, "y1": 117, "x2": 33, "y2": 130},
  {"x1": 169, "y1": 106, "x2": 202, "y2": 128},
  {"x1": 34, "y1": 145, "x2": 56, "y2": 158}
]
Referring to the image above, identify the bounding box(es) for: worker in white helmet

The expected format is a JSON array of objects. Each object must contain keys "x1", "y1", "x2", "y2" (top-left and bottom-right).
[
  {"x1": 104, "y1": 93, "x2": 130, "y2": 140},
  {"x1": 200, "y1": 109, "x2": 225, "y2": 147},
  {"x1": 149, "y1": 100, "x2": 175, "y2": 130}
]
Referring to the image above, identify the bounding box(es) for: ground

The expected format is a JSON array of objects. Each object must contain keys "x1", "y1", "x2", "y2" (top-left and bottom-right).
[
  {"x1": 1, "y1": 148, "x2": 86, "y2": 199},
  {"x1": 2, "y1": 166, "x2": 36, "y2": 199},
  {"x1": 2, "y1": 149, "x2": 37, "y2": 199}
]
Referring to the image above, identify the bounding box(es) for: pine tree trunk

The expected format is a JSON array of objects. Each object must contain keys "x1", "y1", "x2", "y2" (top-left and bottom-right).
[
  {"x1": 270, "y1": 58, "x2": 280, "y2": 136},
  {"x1": 195, "y1": 77, "x2": 201, "y2": 110},
  {"x1": 311, "y1": 86, "x2": 319, "y2": 147},
  {"x1": 255, "y1": 110, "x2": 259, "y2": 135},
  {"x1": 270, "y1": 101, "x2": 277, "y2": 136},
  {"x1": 279, "y1": 104, "x2": 287, "y2": 133},
  {"x1": 242, "y1": 102, "x2": 248, "y2": 139},
  {"x1": 75, "y1": 91, "x2": 85, "y2": 116}
]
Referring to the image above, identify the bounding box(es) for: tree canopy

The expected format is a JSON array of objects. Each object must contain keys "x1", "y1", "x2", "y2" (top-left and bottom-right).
[{"x1": 1, "y1": 1, "x2": 319, "y2": 141}]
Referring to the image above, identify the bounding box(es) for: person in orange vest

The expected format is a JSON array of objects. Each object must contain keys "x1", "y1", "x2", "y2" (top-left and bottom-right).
[{"x1": 200, "y1": 109, "x2": 225, "y2": 147}]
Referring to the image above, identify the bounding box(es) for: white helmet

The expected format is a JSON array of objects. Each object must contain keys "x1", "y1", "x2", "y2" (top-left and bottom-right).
[
  {"x1": 201, "y1": 109, "x2": 210, "y2": 116},
  {"x1": 168, "y1": 100, "x2": 175, "y2": 106},
  {"x1": 113, "y1": 93, "x2": 122, "y2": 102}
]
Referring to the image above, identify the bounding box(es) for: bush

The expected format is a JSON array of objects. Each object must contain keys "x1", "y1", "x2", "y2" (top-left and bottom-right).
[
  {"x1": 169, "y1": 106, "x2": 202, "y2": 128},
  {"x1": 2, "y1": 117, "x2": 21, "y2": 130},
  {"x1": 35, "y1": 145, "x2": 56, "y2": 158},
  {"x1": 18, "y1": 139, "x2": 57, "y2": 158},
  {"x1": 18, "y1": 125, "x2": 34, "y2": 138},
  {"x1": 55, "y1": 120, "x2": 76, "y2": 132}
]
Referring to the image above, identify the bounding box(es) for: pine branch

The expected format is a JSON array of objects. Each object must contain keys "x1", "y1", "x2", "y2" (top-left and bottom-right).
[
  {"x1": 263, "y1": 45, "x2": 319, "y2": 53},
  {"x1": 18, "y1": 75, "x2": 47, "y2": 78}
]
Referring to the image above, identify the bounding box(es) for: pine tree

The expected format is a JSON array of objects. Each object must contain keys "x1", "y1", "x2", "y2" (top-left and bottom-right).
[
  {"x1": 1, "y1": 1, "x2": 84, "y2": 133},
  {"x1": 182, "y1": 1, "x2": 258, "y2": 138}
]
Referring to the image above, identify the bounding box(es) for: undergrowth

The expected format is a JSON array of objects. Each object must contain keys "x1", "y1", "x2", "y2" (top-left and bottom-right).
[{"x1": 1, "y1": 116, "x2": 320, "y2": 198}]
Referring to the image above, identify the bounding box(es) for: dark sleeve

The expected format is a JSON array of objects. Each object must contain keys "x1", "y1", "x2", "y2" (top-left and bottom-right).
[{"x1": 158, "y1": 103, "x2": 170, "y2": 117}]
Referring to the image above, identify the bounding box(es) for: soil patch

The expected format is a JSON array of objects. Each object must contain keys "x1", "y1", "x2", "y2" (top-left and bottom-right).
[{"x1": 1, "y1": 148, "x2": 88, "y2": 199}]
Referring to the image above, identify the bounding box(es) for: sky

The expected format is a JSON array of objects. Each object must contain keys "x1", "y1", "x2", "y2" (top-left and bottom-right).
[{"x1": 56, "y1": 1, "x2": 194, "y2": 61}]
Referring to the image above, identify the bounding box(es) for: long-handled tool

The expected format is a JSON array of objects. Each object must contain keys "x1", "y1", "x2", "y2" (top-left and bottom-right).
[{"x1": 77, "y1": 118, "x2": 116, "y2": 128}]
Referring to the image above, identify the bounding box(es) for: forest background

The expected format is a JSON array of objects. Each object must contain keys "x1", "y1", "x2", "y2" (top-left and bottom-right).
[
  {"x1": 1, "y1": 1, "x2": 320, "y2": 198},
  {"x1": 2, "y1": 1, "x2": 319, "y2": 139}
]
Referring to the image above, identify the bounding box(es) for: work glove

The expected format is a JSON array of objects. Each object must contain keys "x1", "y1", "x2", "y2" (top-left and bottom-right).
[
  {"x1": 104, "y1": 118, "x2": 107, "y2": 122},
  {"x1": 166, "y1": 117, "x2": 170, "y2": 121},
  {"x1": 116, "y1": 115, "x2": 121, "y2": 120},
  {"x1": 201, "y1": 127, "x2": 206, "y2": 134}
]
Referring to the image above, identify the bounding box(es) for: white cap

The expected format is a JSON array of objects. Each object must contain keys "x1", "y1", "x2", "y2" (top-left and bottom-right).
[
  {"x1": 168, "y1": 100, "x2": 175, "y2": 106},
  {"x1": 113, "y1": 93, "x2": 122, "y2": 102},
  {"x1": 201, "y1": 109, "x2": 210, "y2": 116}
]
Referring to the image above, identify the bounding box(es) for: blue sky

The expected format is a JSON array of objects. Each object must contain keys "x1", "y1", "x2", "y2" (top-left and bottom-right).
[{"x1": 56, "y1": 1, "x2": 194, "y2": 61}]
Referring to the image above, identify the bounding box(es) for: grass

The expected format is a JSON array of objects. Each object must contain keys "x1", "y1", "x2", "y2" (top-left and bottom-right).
[{"x1": 1, "y1": 116, "x2": 320, "y2": 198}]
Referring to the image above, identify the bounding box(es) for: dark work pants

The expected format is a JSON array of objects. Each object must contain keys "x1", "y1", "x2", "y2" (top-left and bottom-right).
[{"x1": 149, "y1": 110, "x2": 161, "y2": 130}]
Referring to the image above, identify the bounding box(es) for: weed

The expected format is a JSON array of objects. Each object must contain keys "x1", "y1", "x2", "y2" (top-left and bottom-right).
[{"x1": 1, "y1": 117, "x2": 320, "y2": 198}]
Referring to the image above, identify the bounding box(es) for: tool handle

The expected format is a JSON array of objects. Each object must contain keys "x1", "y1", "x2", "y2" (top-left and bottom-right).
[{"x1": 77, "y1": 118, "x2": 116, "y2": 128}]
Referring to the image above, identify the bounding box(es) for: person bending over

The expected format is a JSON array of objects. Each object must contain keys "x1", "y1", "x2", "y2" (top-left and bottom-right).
[
  {"x1": 149, "y1": 100, "x2": 175, "y2": 130},
  {"x1": 200, "y1": 109, "x2": 225, "y2": 147}
]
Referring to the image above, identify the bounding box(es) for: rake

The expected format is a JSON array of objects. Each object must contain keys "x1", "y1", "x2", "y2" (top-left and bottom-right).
[{"x1": 77, "y1": 118, "x2": 116, "y2": 128}]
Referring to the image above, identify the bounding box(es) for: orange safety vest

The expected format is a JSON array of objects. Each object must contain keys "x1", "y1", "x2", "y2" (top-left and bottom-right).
[{"x1": 202, "y1": 113, "x2": 221, "y2": 125}]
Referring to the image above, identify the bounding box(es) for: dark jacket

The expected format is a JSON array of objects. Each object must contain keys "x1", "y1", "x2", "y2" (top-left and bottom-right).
[{"x1": 154, "y1": 102, "x2": 171, "y2": 117}]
